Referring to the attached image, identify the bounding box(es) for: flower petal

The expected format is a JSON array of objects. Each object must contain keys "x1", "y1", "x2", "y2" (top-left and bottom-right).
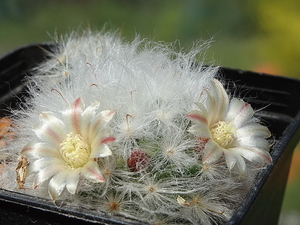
[
  {"x1": 236, "y1": 136, "x2": 270, "y2": 151},
  {"x1": 63, "y1": 98, "x2": 84, "y2": 134},
  {"x1": 80, "y1": 101, "x2": 100, "y2": 139},
  {"x1": 186, "y1": 110, "x2": 208, "y2": 126},
  {"x1": 66, "y1": 168, "x2": 80, "y2": 194},
  {"x1": 81, "y1": 160, "x2": 105, "y2": 183},
  {"x1": 48, "y1": 170, "x2": 69, "y2": 200},
  {"x1": 226, "y1": 98, "x2": 254, "y2": 128},
  {"x1": 224, "y1": 150, "x2": 246, "y2": 173},
  {"x1": 89, "y1": 110, "x2": 115, "y2": 140},
  {"x1": 194, "y1": 102, "x2": 209, "y2": 117},
  {"x1": 202, "y1": 140, "x2": 223, "y2": 164},
  {"x1": 90, "y1": 144, "x2": 113, "y2": 158},
  {"x1": 34, "y1": 112, "x2": 66, "y2": 147},
  {"x1": 201, "y1": 93, "x2": 216, "y2": 124},
  {"x1": 210, "y1": 79, "x2": 229, "y2": 123},
  {"x1": 33, "y1": 164, "x2": 67, "y2": 189},
  {"x1": 236, "y1": 122, "x2": 271, "y2": 139},
  {"x1": 21, "y1": 143, "x2": 62, "y2": 159},
  {"x1": 27, "y1": 158, "x2": 64, "y2": 174},
  {"x1": 90, "y1": 132, "x2": 115, "y2": 158},
  {"x1": 187, "y1": 124, "x2": 211, "y2": 138},
  {"x1": 223, "y1": 151, "x2": 236, "y2": 170},
  {"x1": 231, "y1": 147, "x2": 272, "y2": 164}
]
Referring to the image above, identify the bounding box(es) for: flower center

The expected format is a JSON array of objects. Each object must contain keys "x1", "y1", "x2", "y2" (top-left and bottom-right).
[
  {"x1": 60, "y1": 133, "x2": 91, "y2": 169},
  {"x1": 210, "y1": 121, "x2": 236, "y2": 148}
]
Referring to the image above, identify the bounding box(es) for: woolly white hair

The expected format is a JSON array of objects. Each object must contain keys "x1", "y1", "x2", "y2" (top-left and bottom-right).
[
  {"x1": 19, "y1": 30, "x2": 218, "y2": 161},
  {"x1": 0, "y1": 30, "x2": 271, "y2": 225}
]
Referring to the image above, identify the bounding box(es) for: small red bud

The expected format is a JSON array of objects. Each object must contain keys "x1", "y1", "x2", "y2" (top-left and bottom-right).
[{"x1": 127, "y1": 149, "x2": 150, "y2": 172}]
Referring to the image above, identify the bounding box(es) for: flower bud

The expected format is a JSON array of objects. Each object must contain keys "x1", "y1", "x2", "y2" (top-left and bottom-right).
[{"x1": 127, "y1": 149, "x2": 150, "y2": 172}]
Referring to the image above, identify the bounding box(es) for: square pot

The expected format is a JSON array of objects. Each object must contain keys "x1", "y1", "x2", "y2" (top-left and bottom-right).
[{"x1": 0, "y1": 44, "x2": 299, "y2": 225}]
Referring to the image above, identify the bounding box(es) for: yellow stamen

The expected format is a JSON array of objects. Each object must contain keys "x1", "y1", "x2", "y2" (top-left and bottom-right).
[
  {"x1": 210, "y1": 121, "x2": 236, "y2": 148},
  {"x1": 60, "y1": 133, "x2": 91, "y2": 169}
]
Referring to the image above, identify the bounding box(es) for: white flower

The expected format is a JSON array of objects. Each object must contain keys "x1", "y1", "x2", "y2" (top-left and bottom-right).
[
  {"x1": 187, "y1": 79, "x2": 272, "y2": 173},
  {"x1": 21, "y1": 97, "x2": 115, "y2": 200}
]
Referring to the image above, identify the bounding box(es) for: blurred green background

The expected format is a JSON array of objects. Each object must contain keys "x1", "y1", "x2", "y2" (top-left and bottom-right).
[{"x1": 0, "y1": 0, "x2": 299, "y2": 224}]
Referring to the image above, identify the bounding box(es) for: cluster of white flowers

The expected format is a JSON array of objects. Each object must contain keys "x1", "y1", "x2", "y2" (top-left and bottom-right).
[{"x1": 0, "y1": 30, "x2": 272, "y2": 225}]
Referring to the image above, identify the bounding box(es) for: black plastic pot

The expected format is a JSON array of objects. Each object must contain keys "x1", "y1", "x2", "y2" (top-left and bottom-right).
[{"x1": 0, "y1": 44, "x2": 299, "y2": 225}]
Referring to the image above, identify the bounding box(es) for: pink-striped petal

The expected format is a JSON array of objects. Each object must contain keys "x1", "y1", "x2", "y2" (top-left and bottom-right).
[
  {"x1": 101, "y1": 136, "x2": 116, "y2": 144},
  {"x1": 194, "y1": 102, "x2": 208, "y2": 118},
  {"x1": 236, "y1": 123, "x2": 271, "y2": 139},
  {"x1": 89, "y1": 110, "x2": 115, "y2": 140},
  {"x1": 34, "y1": 112, "x2": 66, "y2": 148},
  {"x1": 90, "y1": 144, "x2": 113, "y2": 158},
  {"x1": 27, "y1": 158, "x2": 64, "y2": 174},
  {"x1": 63, "y1": 98, "x2": 84, "y2": 134},
  {"x1": 186, "y1": 110, "x2": 208, "y2": 125},
  {"x1": 90, "y1": 132, "x2": 115, "y2": 157},
  {"x1": 21, "y1": 143, "x2": 61, "y2": 159},
  {"x1": 48, "y1": 170, "x2": 69, "y2": 200},
  {"x1": 202, "y1": 141, "x2": 223, "y2": 164},
  {"x1": 81, "y1": 160, "x2": 105, "y2": 183},
  {"x1": 231, "y1": 147, "x2": 272, "y2": 164},
  {"x1": 226, "y1": 98, "x2": 254, "y2": 128}
]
